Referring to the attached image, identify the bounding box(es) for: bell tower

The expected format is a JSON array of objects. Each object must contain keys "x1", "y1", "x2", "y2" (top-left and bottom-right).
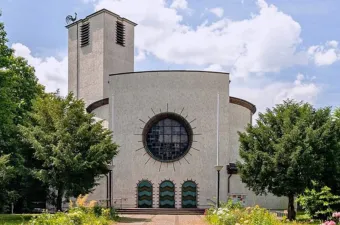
[{"x1": 66, "y1": 9, "x2": 137, "y2": 106}]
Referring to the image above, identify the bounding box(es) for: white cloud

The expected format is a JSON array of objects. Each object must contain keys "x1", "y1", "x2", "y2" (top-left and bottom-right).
[
  {"x1": 209, "y1": 7, "x2": 224, "y2": 18},
  {"x1": 135, "y1": 49, "x2": 146, "y2": 62},
  {"x1": 170, "y1": 0, "x2": 188, "y2": 9},
  {"x1": 12, "y1": 43, "x2": 68, "y2": 96},
  {"x1": 231, "y1": 73, "x2": 320, "y2": 118},
  {"x1": 91, "y1": 0, "x2": 307, "y2": 78},
  {"x1": 308, "y1": 40, "x2": 340, "y2": 66},
  {"x1": 82, "y1": 0, "x2": 97, "y2": 3},
  {"x1": 327, "y1": 40, "x2": 338, "y2": 48},
  {"x1": 204, "y1": 64, "x2": 224, "y2": 72}
]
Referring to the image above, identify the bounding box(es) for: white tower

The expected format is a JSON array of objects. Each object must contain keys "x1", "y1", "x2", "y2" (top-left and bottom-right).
[{"x1": 66, "y1": 9, "x2": 137, "y2": 106}]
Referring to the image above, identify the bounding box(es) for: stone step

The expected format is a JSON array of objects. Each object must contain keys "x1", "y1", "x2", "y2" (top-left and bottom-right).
[{"x1": 117, "y1": 208, "x2": 205, "y2": 215}]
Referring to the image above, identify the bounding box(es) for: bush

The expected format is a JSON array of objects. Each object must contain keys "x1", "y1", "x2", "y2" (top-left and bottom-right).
[
  {"x1": 297, "y1": 182, "x2": 340, "y2": 220},
  {"x1": 205, "y1": 200, "x2": 309, "y2": 225},
  {"x1": 27, "y1": 208, "x2": 110, "y2": 225},
  {"x1": 27, "y1": 195, "x2": 118, "y2": 225},
  {"x1": 92, "y1": 205, "x2": 118, "y2": 221},
  {"x1": 205, "y1": 199, "x2": 245, "y2": 225}
]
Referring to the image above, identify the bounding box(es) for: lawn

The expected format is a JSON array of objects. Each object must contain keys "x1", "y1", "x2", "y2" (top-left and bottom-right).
[
  {"x1": 0, "y1": 214, "x2": 34, "y2": 225},
  {"x1": 294, "y1": 212, "x2": 322, "y2": 225}
]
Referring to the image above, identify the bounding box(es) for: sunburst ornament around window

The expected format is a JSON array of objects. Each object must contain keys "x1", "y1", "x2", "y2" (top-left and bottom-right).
[{"x1": 134, "y1": 104, "x2": 202, "y2": 171}]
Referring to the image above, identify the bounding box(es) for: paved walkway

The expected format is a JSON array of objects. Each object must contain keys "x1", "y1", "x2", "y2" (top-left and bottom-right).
[{"x1": 116, "y1": 215, "x2": 209, "y2": 225}]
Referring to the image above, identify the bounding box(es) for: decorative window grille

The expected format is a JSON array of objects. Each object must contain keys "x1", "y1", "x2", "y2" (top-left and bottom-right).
[
  {"x1": 145, "y1": 116, "x2": 192, "y2": 162},
  {"x1": 80, "y1": 23, "x2": 90, "y2": 47},
  {"x1": 116, "y1": 21, "x2": 125, "y2": 46}
]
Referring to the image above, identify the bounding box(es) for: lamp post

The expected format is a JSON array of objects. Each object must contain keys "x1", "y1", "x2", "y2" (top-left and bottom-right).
[
  {"x1": 107, "y1": 164, "x2": 115, "y2": 208},
  {"x1": 215, "y1": 93, "x2": 223, "y2": 208},
  {"x1": 215, "y1": 165, "x2": 224, "y2": 208}
]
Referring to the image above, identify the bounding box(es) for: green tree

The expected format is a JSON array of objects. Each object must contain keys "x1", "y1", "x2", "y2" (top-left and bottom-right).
[
  {"x1": 0, "y1": 12, "x2": 44, "y2": 212},
  {"x1": 20, "y1": 93, "x2": 119, "y2": 211},
  {"x1": 0, "y1": 155, "x2": 15, "y2": 211},
  {"x1": 237, "y1": 100, "x2": 336, "y2": 220}
]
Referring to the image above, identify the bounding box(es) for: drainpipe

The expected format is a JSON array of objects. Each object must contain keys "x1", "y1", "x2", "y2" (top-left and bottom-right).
[
  {"x1": 109, "y1": 170, "x2": 112, "y2": 208},
  {"x1": 226, "y1": 163, "x2": 238, "y2": 198},
  {"x1": 227, "y1": 174, "x2": 233, "y2": 196},
  {"x1": 105, "y1": 174, "x2": 109, "y2": 208}
]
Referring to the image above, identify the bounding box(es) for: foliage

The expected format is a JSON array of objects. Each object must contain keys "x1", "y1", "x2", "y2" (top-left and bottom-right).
[
  {"x1": 237, "y1": 100, "x2": 338, "y2": 220},
  {"x1": 25, "y1": 195, "x2": 118, "y2": 225},
  {"x1": 20, "y1": 92, "x2": 119, "y2": 211},
  {"x1": 206, "y1": 204, "x2": 308, "y2": 225},
  {"x1": 220, "y1": 199, "x2": 244, "y2": 211},
  {"x1": 0, "y1": 11, "x2": 44, "y2": 212},
  {"x1": 0, "y1": 214, "x2": 33, "y2": 225},
  {"x1": 71, "y1": 195, "x2": 118, "y2": 221},
  {"x1": 0, "y1": 154, "x2": 12, "y2": 188},
  {"x1": 0, "y1": 155, "x2": 17, "y2": 212},
  {"x1": 297, "y1": 182, "x2": 340, "y2": 220},
  {"x1": 27, "y1": 209, "x2": 111, "y2": 225}
]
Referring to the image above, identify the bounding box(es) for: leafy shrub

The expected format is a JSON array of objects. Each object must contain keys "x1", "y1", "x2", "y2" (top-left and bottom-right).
[
  {"x1": 297, "y1": 182, "x2": 340, "y2": 220},
  {"x1": 27, "y1": 208, "x2": 110, "y2": 225},
  {"x1": 27, "y1": 195, "x2": 118, "y2": 225},
  {"x1": 205, "y1": 199, "x2": 245, "y2": 225},
  {"x1": 92, "y1": 205, "x2": 118, "y2": 220},
  {"x1": 206, "y1": 201, "x2": 309, "y2": 225}
]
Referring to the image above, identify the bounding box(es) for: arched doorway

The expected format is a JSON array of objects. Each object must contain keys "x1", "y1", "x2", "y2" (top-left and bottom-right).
[
  {"x1": 137, "y1": 180, "x2": 153, "y2": 208},
  {"x1": 181, "y1": 181, "x2": 197, "y2": 208},
  {"x1": 159, "y1": 180, "x2": 175, "y2": 208}
]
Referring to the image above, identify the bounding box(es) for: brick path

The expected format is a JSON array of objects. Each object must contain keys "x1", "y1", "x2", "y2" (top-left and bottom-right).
[{"x1": 116, "y1": 215, "x2": 209, "y2": 225}]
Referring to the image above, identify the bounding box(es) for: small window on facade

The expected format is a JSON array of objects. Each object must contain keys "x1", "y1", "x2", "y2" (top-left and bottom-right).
[
  {"x1": 80, "y1": 23, "x2": 90, "y2": 47},
  {"x1": 116, "y1": 21, "x2": 125, "y2": 46}
]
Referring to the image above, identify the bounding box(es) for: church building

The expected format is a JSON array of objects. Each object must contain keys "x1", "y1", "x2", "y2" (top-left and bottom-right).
[{"x1": 66, "y1": 9, "x2": 287, "y2": 209}]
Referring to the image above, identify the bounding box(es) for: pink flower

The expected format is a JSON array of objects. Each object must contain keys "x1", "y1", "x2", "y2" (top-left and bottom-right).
[
  {"x1": 322, "y1": 221, "x2": 336, "y2": 225},
  {"x1": 333, "y1": 212, "x2": 340, "y2": 218}
]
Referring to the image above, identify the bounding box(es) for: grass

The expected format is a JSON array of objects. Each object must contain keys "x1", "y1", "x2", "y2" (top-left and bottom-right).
[
  {"x1": 0, "y1": 214, "x2": 34, "y2": 225},
  {"x1": 286, "y1": 212, "x2": 322, "y2": 225}
]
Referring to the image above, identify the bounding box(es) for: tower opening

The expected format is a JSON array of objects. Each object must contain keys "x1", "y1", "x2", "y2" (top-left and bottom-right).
[
  {"x1": 116, "y1": 21, "x2": 125, "y2": 46},
  {"x1": 80, "y1": 23, "x2": 90, "y2": 47}
]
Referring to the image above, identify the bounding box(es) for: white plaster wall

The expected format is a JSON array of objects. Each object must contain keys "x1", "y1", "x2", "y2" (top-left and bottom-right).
[
  {"x1": 104, "y1": 13, "x2": 135, "y2": 98},
  {"x1": 228, "y1": 103, "x2": 288, "y2": 209},
  {"x1": 68, "y1": 25, "x2": 78, "y2": 97},
  {"x1": 87, "y1": 105, "x2": 110, "y2": 205},
  {"x1": 93, "y1": 104, "x2": 110, "y2": 128},
  {"x1": 109, "y1": 71, "x2": 230, "y2": 208},
  {"x1": 68, "y1": 10, "x2": 135, "y2": 107},
  {"x1": 229, "y1": 175, "x2": 288, "y2": 210},
  {"x1": 228, "y1": 103, "x2": 251, "y2": 163}
]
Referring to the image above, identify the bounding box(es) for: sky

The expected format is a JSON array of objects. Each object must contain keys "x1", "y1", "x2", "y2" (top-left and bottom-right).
[{"x1": 1, "y1": 0, "x2": 340, "y2": 117}]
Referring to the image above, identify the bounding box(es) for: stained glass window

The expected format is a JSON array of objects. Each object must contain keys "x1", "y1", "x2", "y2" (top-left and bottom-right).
[{"x1": 144, "y1": 114, "x2": 192, "y2": 162}]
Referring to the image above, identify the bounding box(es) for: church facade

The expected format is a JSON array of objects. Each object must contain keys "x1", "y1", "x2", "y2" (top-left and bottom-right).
[{"x1": 66, "y1": 9, "x2": 287, "y2": 209}]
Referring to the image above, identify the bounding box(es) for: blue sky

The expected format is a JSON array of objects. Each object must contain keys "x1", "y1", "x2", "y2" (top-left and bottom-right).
[{"x1": 1, "y1": 0, "x2": 339, "y2": 115}]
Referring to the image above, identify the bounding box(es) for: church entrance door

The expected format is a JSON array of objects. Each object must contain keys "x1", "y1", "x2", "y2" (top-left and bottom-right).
[
  {"x1": 181, "y1": 181, "x2": 197, "y2": 208},
  {"x1": 137, "y1": 180, "x2": 153, "y2": 208},
  {"x1": 159, "y1": 180, "x2": 175, "y2": 208}
]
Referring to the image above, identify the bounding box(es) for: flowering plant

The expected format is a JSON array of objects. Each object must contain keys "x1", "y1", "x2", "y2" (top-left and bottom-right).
[
  {"x1": 322, "y1": 221, "x2": 336, "y2": 225},
  {"x1": 333, "y1": 212, "x2": 340, "y2": 218}
]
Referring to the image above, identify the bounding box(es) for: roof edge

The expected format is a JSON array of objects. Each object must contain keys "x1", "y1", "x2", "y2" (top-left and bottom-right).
[
  {"x1": 229, "y1": 96, "x2": 256, "y2": 114},
  {"x1": 109, "y1": 70, "x2": 230, "y2": 76},
  {"x1": 86, "y1": 98, "x2": 109, "y2": 113},
  {"x1": 86, "y1": 96, "x2": 256, "y2": 115},
  {"x1": 66, "y1": 8, "x2": 137, "y2": 29}
]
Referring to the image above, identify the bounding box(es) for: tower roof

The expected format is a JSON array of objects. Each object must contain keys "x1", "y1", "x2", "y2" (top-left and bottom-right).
[{"x1": 66, "y1": 8, "x2": 138, "y2": 28}]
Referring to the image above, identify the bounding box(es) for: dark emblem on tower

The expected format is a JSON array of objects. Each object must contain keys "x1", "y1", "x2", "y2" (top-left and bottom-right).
[{"x1": 66, "y1": 13, "x2": 77, "y2": 25}]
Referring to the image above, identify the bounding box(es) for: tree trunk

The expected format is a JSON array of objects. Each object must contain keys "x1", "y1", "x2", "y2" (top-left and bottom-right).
[
  {"x1": 56, "y1": 187, "x2": 64, "y2": 212},
  {"x1": 288, "y1": 194, "x2": 296, "y2": 221}
]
